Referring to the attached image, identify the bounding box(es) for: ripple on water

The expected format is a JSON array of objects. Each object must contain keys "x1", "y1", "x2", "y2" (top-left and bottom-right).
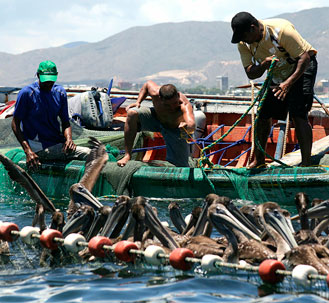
[{"x1": 0, "y1": 195, "x2": 328, "y2": 302}]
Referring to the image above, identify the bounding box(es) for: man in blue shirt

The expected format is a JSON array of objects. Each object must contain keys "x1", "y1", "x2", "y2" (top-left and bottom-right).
[{"x1": 12, "y1": 60, "x2": 90, "y2": 170}]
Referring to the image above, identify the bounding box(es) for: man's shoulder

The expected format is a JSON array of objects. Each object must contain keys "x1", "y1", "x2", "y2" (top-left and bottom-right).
[
  {"x1": 262, "y1": 18, "x2": 294, "y2": 30},
  {"x1": 52, "y1": 83, "x2": 66, "y2": 92},
  {"x1": 18, "y1": 82, "x2": 38, "y2": 97},
  {"x1": 52, "y1": 84, "x2": 67, "y2": 96}
]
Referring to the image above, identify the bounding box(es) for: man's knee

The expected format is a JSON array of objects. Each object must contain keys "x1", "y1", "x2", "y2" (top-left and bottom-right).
[
  {"x1": 127, "y1": 108, "x2": 138, "y2": 117},
  {"x1": 126, "y1": 109, "x2": 139, "y2": 123}
]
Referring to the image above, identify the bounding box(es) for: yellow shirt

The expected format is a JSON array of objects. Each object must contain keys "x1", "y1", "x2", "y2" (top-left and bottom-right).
[{"x1": 237, "y1": 18, "x2": 317, "y2": 83}]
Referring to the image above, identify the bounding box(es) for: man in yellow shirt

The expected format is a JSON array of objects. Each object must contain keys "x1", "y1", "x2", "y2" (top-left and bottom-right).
[{"x1": 231, "y1": 12, "x2": 317, "y2": 167}]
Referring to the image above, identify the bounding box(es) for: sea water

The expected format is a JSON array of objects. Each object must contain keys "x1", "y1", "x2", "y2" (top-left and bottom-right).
[{"x1": 0, "y1": 194, "x2": 328, "y2": 303}]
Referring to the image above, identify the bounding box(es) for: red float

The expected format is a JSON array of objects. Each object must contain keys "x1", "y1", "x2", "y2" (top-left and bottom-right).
[
  {"x1": 259, "y1": 259, "x2": 285, "y2": 284},
  {"x1": 39, "y1": 229, "x2": 63, "y2": 250},
  {"x1": 114, "y1": 241, "x2": 138, "y2": 262},
  {"x1": 88, "y1": 236, "x2": 112, "y2": 258},
  {"x1": 326, "y1": 273, "x2": 329, "y2": 288},
  {"x1": 0, "y1": 222, "x2": 19, "y2": 242},
  {"x1": 169, "y1": 248, "x2": 194, "y2": 271}
]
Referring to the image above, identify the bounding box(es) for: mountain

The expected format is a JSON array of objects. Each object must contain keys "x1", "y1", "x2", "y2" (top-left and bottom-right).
[
  {"x1": 60, "y1": 41, "x2": 89, "y2": 48},
  {"x1": 0, "y1": 7, "x2": 328, "y2": 88}
]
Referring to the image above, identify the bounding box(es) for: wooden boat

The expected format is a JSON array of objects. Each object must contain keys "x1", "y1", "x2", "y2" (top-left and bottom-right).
[{"x1": 1, "y1": 89, "x2": 329, "y2": 205}]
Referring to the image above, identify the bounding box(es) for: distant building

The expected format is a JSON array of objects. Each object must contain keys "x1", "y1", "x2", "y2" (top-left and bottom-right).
[
  {"x1": 131, "y1": 83, "x2": 143, "y2": 91},
  {"x1": 216, "y1": 76, "x2": 229, "y2": 92},
  {"x1": 118, "y1": 81, "x2": 133, "y2": 90},
  {"x1": 321, "y1": 79, "x2": 329, "y2": 93},
  {"x1": 315, "y1": 79, "x2": 329, "y2": 94}
]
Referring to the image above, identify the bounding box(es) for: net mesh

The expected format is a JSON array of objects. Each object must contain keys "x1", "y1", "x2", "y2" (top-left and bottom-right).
[
  {"x1": 211, "y1": 166, "x2": 329, "y2": 204},
  {"x1": 1, "y1": 117, "x2": 329, "y2": 203},
  {"x1": 0, "y1": 120, "x2": 147, "y2": 199},
  {"x1": 130, "y1": 165, "x2": 329, "y2": 204}
]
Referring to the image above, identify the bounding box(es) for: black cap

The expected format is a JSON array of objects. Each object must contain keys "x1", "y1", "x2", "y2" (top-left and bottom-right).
[{"x1": 231, "y1": 12, "x2": 257, "y2": 43}]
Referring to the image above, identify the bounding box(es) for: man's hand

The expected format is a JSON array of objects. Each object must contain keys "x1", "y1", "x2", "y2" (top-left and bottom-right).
[
  {"x1": 272, "y1": 81, "x2": 291, "y2": 101},
  {"x1": 178, "y1": 121, "x2": 194, "y2": 139},
  {"x1": 245, "y1": 55, "x2": 279, "y2": 80},
  {"x1": 25, "y1": 150, "x2": 41, "y2": 171},
  {"x1": 179, "y1": 121, "x2": 194, "y2": 134},
  {"x1": 63, "y1": 139, "x2": 77, "y2": 154},
  {"x1": 261, "y1": 55, "x2": 279, "y2": 69},
  {"x1": 125, "y1": 102, "x2": 141, "y2": 111}
]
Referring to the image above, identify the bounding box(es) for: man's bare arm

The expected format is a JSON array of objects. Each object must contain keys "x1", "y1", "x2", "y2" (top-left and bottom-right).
[
  {"x1": 126, "y1": 80, "x2": 159, "y2": 111},
  {"x1": 61, "y1": 119, "x2": 76, "y2": 153},
  {"x1": 245, "y1": 55, "x2": 278, "y2": 80},
  {"x1": 179, "y1": 94, "x2": 195, "y2": 133},
  {"x1": 273, "y1": 51, "x2": 311, "y2": 100},
  {"x1": 11, "y1": 116, "x2": 40, "y2": 169}
]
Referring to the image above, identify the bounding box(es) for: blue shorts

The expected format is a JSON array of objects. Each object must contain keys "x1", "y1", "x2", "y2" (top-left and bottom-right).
[{"x1": 134, "y1": 106, "x2": 189, "y2": 167}]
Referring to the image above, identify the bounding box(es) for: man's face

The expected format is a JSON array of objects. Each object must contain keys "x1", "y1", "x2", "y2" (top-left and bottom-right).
[
  {"x1": 39, "y1": 81, "x2": 55, "y2": 91},
  {"x1": 240, "y1": 25, "x2": 260, "y2": 44},
  {"x1": 163, "y1": 96, "x2": 180, "y2": 111}
]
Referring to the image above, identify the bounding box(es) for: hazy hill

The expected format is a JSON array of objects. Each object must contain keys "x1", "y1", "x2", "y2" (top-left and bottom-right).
[{"x1": 0, "y1": 7, "x2": 328, "y2": 87}]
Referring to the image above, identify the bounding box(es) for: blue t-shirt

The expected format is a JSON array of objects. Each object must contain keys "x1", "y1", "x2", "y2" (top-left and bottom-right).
[{"x1": 14, "y1": 81, "x2": 70, "y2": 151}]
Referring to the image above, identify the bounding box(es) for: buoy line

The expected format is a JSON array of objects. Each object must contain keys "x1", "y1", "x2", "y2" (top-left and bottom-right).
[{"x1": 1, "y1": 221, "x2": 329, "y2": 291}]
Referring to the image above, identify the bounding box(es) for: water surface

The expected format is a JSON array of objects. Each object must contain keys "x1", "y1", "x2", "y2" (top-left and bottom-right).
[{"x1": 0, "y1": 194, "x2": 328, "y2": 302}]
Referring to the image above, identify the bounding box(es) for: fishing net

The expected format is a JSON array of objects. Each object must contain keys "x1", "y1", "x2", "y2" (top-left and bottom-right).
[
  {"x1": 1, "y1": 110, "x2": 329, "y2": 204},
  {"x1": 129, "y1": 165, "x2": 329, "y2": 204},
  {"x1": 210, "y1": 166, "x2": 329, "y2": 205},
  {"x1": 0, "y1": 119, "x2": 147, "y2": 199}
]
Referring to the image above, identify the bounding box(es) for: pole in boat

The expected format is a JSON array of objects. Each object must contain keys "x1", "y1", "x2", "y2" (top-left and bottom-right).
[
  {"x1": 107, "y1": 79, "x2": 113, "y2": 96},
  {"x1": 314, "y1": 94, "x2": 329, "y2": 116}
]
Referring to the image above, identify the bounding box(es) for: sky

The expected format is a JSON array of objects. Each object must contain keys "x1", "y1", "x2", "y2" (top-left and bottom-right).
[{"x1": 1, "y1": 0, "x2": 328, "y2": 54}]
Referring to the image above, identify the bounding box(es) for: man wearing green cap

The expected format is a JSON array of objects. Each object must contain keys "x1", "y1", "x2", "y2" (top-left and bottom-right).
[{"x1": 12, "y1": 60, "x2": 90, "y2": 170}]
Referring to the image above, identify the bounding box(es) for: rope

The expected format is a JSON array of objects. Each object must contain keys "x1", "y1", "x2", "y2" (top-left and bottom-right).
[
  {"x1": 282, "y1": 112, "x2": 290, "y2": 157},
  {"x1": 97, "y1": 194, "x2": 119, "y2": 200},
  {"x1": 181, "y1": 126, "x2": 203, "y2": 152},
  {"x1": 252, "y1": 59, "x2": 290, "y2": 167},
  {"x1": 247, "y1": 80, "x2": 256, "y2": 167},
  {"x1": 197, "y1": 57, "x2": 290, "y2": 169},
  {"x1": 5, "y1": 226, "x2": 329, "y2": 290}
]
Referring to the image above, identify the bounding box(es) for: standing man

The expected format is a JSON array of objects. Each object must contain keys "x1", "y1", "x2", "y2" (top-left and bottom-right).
[
  {"x1": 231, "y1": 12, "x2": 317, "y2": 167},
  {"x1": 117, "y1": 80, "x2": 195, "y2": 167},
  {"x1": 12, "y1": 60, "x2": 90, "y2": 170}
]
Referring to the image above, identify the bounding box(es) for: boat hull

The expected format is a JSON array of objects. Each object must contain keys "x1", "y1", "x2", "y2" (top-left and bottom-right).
[
  {"x1": 2, "y1": 159, "x2": 329, "y2": 206},
  {"x1": 131, "y1": 166, "x2": 329, "y2": 204}
]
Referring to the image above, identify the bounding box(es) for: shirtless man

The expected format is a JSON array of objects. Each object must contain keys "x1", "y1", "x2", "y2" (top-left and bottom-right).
[{"x1": 117, "y1": 81, "x2": 195, "y2": 167}]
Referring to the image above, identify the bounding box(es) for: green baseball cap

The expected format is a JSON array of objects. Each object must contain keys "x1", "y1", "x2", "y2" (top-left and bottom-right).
[{"x1": 37, "y1": 60, "x2": 58, "y2": 82}]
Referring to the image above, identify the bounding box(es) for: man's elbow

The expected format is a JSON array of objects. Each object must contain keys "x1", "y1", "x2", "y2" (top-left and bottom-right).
[
  {"x1": 11, "y1": 116, "x2": 18, "y2": 132},
  {"x1": 248, "y1": 75, "x2": 258, "y2": 80},
  {"x1": 61, "y1": 119, "x2": 71, "y2": 129},
  {"x1": 246, "y1": 72, "x2": 259, "y2": 80},
  {"x1": 244, "y1": 66, "x2": 261, "y2": 80}
]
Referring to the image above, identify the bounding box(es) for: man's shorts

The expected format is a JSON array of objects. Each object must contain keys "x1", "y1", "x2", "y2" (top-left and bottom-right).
[
  {"x1": 133, "y1": 106, "x2": 189, "y2": 167},
  {"x1": 259, "y1": 55, "x2": 318, "y2": 120}
]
